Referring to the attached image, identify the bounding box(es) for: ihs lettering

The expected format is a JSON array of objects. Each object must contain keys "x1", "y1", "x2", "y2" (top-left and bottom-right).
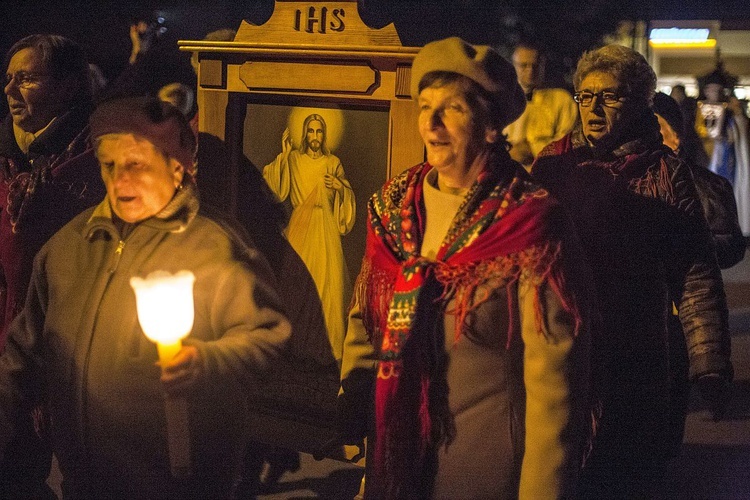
[{"x1": 294, "y1": 7, "x2": 345, "y2": 33}]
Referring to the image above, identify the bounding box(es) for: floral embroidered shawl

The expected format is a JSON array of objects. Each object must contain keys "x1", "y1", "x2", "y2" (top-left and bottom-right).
[{"x1": 355, "y1": 158, "x2": 582, "y2": 498}]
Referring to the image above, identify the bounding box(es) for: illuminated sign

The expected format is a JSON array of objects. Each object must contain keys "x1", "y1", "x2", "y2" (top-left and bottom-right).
[{"x1": 649, "y1": 28, "x2": 716, "y2": 48}]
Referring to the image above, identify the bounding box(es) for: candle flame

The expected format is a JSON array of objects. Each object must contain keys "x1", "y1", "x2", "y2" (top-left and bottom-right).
[{"x1": 130, "y1": 270, "x2": 195, "y2": 345}]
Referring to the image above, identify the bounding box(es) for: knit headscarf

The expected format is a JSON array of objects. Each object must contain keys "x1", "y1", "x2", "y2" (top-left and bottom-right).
[{"x1": 90, "y1": 96, "x2": 196, "y2": 172}]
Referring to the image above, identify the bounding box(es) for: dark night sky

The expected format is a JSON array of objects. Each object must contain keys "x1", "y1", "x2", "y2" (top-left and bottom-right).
[
  {"x1": 1, "y1": 0, "x2": 747, "y2": 85},
  {"x1": 1, "y1": 1, "x2": 256, "y2": 82}
]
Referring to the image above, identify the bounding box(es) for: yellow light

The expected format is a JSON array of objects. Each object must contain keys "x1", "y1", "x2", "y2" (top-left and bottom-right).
[
  {"x1": 649, "y1": 39, "x2": 717, "y2": 49},
  {"x1": 130, "y1": 270, "x2": 195, "y2": 358},
  {"x1": 130, "y1": 270, "x2": 195, "y2": 478},
  {"x1": 288, "y1": 106, "x2": 345, "y2": 152}
]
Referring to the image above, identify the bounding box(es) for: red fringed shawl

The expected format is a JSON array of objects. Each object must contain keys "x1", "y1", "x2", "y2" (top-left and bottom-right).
[{"x1": 355, "y1": 161, "x2": 582, "y2": 498}]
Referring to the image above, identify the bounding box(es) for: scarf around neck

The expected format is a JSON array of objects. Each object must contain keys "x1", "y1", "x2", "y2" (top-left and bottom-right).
[
  {"x1": 2, "y1": 107, "x2": 94, "y2": 233},
  {"x1": 536, "y1": 110, "x2": 678, "y2": 202},
  {"x1": 356, "y1": 158, "x2": 582, "y2": 498}
]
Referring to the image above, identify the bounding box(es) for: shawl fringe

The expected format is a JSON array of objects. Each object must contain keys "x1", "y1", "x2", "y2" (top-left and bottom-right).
[
  {"x1": 629, "y1": 158, "x2": 674, "y2": 203},
  {"x1": 434, "y1": 241, "x2": 582, "y2": 349},
  {"x1": 358, "y1": 241, "x2": 583, "y2": 352}
]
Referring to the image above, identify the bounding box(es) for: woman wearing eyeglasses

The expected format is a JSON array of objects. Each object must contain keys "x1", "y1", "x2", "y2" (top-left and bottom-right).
[
  {"x1": 532, "y1": 44, "x2": 732, "y2": 499},
  {"x1": 0, "y1": 34, "x2": 105, "y2": 498}
]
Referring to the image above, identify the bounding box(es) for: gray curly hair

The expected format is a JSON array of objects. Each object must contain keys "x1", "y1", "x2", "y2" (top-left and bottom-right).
[{"x1": 574, "y1": 44, "x2": 656, "y2": 106}]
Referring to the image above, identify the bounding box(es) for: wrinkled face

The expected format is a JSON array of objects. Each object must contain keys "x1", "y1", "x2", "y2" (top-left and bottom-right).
[
  {"x1": 305, "y1": 120, "x2": 324, "y2": 153},
  {"x1": 512, "y1": 47, "x2": 544, "y2": 93},
  {"x1": 577, "y1": 71, "x2": 639, "y2": 148},
  {"x1": 97, "y1": 133, "x2": 184, "y2": 223},
  {"x1": 656, "y1": 114, "x2": 680, "y2": 152},
  {"x1": 4, "y1": 47, "x2": 75, "y2": 133},
  {"x1": 418, "y1": 81, "x2": 493, "y2": 184}
]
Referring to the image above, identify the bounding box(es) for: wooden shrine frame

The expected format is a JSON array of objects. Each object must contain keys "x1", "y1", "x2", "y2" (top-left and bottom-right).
[
  {"x1": 180, "y1": 0, "x2": 423, "y2": 216},
  {"x1": 179, "y1": 1, "x2": 422, "y2": 461}
]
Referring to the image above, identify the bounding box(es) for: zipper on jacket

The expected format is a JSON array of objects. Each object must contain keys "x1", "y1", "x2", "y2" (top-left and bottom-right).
[
  {"x1": 109, "y1": 239, "x2": 125, "y2": 274},
  {"x1": 82, "y1": 235, "x2": 128, "y2": 460}
]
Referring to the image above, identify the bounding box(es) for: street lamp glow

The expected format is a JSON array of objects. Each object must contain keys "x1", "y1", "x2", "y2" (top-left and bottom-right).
[{"x1": 649, "y1": 27, "x2": 716, "y2": 48}]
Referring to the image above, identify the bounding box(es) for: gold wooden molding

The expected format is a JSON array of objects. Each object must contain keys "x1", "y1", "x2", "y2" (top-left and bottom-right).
[
  {"x1": 238, "y1": 60, "x2": 379, "y2": 94},
  {"x1": 180, "y1": 41, "x2": 418, "y2": 62},
  {"x1": 199, "y1": 59, "x2": 224, "y2": 88},
  {"x1": 234, "y1": 1, "x2": 402, "y2": 47}
]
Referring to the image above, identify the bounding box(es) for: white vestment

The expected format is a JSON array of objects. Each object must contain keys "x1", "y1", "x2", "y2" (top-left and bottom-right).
[
  {"x1": 504, "y1": 88, "x2": 578, "y2": 158},
  {"x1": 264, "y1": 150, "x2": 356, "y2": 360}
]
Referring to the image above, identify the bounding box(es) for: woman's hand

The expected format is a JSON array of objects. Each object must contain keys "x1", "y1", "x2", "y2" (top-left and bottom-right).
[{"x1": 160, "y1": 345, "x2": 203, "y2": 396}]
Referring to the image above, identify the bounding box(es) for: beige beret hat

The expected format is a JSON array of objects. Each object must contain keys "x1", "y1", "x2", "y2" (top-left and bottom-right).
[{"x1": 410, "y1": 37, "x2": 526, "y2": 129}]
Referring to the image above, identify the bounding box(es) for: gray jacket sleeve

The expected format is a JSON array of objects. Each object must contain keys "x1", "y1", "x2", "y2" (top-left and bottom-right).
[{"x1": 186, "y1": 249, "x2": 292, "y2": 387}]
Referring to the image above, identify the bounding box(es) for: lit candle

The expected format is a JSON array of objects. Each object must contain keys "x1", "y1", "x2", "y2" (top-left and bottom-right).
[{"x1": 130, "y1": 270, "x2": 196, "y2": 478}]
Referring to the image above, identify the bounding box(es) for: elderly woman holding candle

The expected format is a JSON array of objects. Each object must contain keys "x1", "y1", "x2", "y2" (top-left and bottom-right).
[
  {"x1": 338, "y1": 37, "x2": 594, "y2": 499},
  {"x1": 0, "y1": 96, "x2": 291, "y2": 498}
]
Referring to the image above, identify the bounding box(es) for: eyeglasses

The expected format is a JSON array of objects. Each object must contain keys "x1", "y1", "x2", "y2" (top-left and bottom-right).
[
  {"x1": 573, "y1": 91, "x2": 625, "y2": 107},
  {"x1": 4, "y1": 72, "x2": 49, "y2": 89}
]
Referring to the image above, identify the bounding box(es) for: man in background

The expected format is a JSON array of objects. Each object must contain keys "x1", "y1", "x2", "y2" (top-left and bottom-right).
[
  {"x1": 670, "y1": 84, "x2": 709, "y2": 168},
  {"x1": 505, "y1": 41, "x2": 577, "y2": 170}
]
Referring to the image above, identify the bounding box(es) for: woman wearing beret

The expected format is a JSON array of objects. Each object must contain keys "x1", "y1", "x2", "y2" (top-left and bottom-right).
[
  {"x1": 338, "y1": 37, "x2": 593, "y2": 499},
  {"x1": 532, "y1": 45, "x2": 733, "y2": 498}
]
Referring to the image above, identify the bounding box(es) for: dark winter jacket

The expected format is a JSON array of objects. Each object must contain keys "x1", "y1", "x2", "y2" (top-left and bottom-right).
[
  {"x1": 0, "y1": 107, "x2": 105, "y2": 497},
  {"x1": 0, "y1": 182, "x2": 291, "y2": 498},
  {"x1": 0, "y1": 108, "x2": 105, "y2": 348},
  {"x1": 532, "y1": 115, "x2": 732, "y2": 484},
  {"x1": 690, "y1": 163, "x2": 746, "y2": 268}
]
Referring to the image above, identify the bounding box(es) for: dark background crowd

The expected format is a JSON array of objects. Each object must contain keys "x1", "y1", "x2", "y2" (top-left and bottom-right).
[
  {"x1": 0, "y1": 0, "x2": 749, "y2": 498},
  {"x1": 1, "y1": 0, "x2": 748, "y2": 112}
]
